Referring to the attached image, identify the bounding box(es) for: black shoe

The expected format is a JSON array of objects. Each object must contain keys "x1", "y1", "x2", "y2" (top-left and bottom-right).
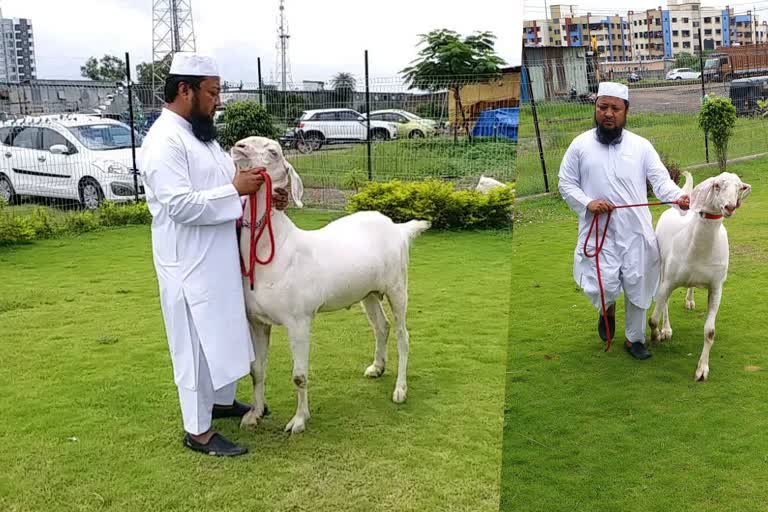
[
  {"x1": 183, "y1": 432, "x2": 248, "y2": 457},
  {"x1": 598, "y1": 313, "x2": 616, "y2": 342},
  {"x1": 624, "y1": 340, "x2": 652, "y2": 360},
  {"x1": 212, "y1": 400, "x2": 254, "y2": 419}
]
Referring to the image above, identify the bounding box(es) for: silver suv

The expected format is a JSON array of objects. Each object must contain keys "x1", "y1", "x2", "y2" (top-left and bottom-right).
[
  {"x1": 0, "y1": 114, "x2": 144, "y2": 209},
  {"x1": 297, "y1": 108, "x2": 398, "y2": 149}
]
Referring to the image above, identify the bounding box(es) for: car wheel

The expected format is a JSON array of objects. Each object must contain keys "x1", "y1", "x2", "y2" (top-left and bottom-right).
[
  {"x1": 409, "y1": 130, "x2": 425, "y2": 139},
  {"x1": 371, "y1": 129, "x2": 389, "y2": 141},
  {"x1": 304, "y1": 132, "x2": 324, "y2": 150},
  {"x1": 79, "y1": 178, "x2": 104, "y2": 210},
  {"x1": 675, "y1": 77, "x2": 682, "y2": 80},
  {"x1": 0, "y1": 174, "x2": 16, "y2": 205}
]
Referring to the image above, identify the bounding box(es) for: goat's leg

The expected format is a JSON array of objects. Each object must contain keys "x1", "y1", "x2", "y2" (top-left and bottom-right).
[
  {"x1": 649, "y1": 281, "x2": 674, "y2": 343},
  {"x1": 241, "y1": 321, "x2": 271, "y2": 429},
  {"x1": 285, "y1": 320, "x2": 312, "y2": 434},
  {"x1": 660, "y1": 297, "x2": 673, "y2": 341},
  {"x1": 685, "y1": 288, "x2": 696, "y2": 310},
  {"x1": 362, "y1": 294, "x2": 390, "y2": 378},
  {"x1": 386, "y1": 288, "x2": 409, "y2": 404},
  {"x1": 695, "y1": 286, "x2": 722, "y2": 381}
]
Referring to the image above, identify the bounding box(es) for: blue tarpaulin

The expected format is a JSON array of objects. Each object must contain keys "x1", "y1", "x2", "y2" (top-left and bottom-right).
[{"x1": 471, "y1": 107, "x2": 519, "y2": 141}]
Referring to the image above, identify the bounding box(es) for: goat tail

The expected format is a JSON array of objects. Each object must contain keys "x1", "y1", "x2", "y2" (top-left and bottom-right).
[{"x1": 401, "y1": 219, "x2": 431, "y2": 242}]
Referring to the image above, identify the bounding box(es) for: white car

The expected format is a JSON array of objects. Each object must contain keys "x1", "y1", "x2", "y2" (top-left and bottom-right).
[
  {"x1": 0, "y1": 114, "x2": 144, "y2": 209},
  {"x1": 666, "y1": 68, "x2": 701, "y2": 80},
  {"x1": 297, "y1": 108, "x2": 398, "y2": 148}
]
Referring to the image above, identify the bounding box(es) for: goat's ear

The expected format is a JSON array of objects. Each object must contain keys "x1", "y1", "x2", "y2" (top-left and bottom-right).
[
  {"x1": 738, "y1": 182, "x2": 752, "y2": 206},
  {"x1": 690, "y1": 178, "x2": 714, "y2": 212},
  {"x1": 284, "y1": 158, "x2": 304, "y2": 208}
]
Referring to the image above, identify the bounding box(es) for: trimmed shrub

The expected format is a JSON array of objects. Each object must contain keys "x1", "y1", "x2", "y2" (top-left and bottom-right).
[{"x1": 346, "y1": 179, "x2": 514, "y2": 230}]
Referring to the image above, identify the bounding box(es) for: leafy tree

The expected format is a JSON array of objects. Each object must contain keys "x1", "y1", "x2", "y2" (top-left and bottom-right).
[
  {"x1": 331, "y1": 72, "x2": 357, "y2": 109},
  {"x1": 401, "y1": 29, "x2": 505, "y2": 141},
  {"x1": 698, "y1": 95, "x2": 737, "y2": 172},
  {"x1": 136, "y1": 55, "x2": 173, "y2": 85},
  {"x1": 217, "y1": 101, "x2": 279, "y2": 150},
  {"x1": 81, "y1": 55, "x2": 126, "y2": 82}
]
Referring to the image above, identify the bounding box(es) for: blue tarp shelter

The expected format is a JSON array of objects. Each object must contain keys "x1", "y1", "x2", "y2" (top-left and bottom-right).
[{"x1": 471, "y1": 107, "x2": 519, "y2": 141}]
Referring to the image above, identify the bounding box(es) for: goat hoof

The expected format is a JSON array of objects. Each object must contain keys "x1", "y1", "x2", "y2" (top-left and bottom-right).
[
  {"x1": 285, "y1": 415, "x2": 307, "y2": 434},
  {"x1": 685, "y1": 300, "x2": 696, "y2": 310},
  {"x1": 240, "y1": 410, "x2": 263, "y2": 429},
  {"x1": 695, "y1": 366, "x2": 709, "y2": 381},
  {"x1": 660, "y1": 328, "x2": 673, "y2": 341},
  {"x1": 364, "y1": 364, "x2": 385, "y2": 378},
  {"x1": 392, "y1": 386, "x2": 407, "y2": 404}
]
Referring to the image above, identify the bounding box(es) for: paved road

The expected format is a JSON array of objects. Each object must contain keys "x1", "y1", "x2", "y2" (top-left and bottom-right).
[{"x1": 629, "y1": 83, "x2": 731, "y2": 114}]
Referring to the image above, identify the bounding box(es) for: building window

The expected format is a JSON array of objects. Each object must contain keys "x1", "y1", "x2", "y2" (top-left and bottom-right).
[
  {"x1": 673, "y1": 42, "x2": 680, "y2": 47},
  {"x1": 683, "y1": 41, "x2": 691, "y2": 48},
  {"x1": 705, "y1": 29, "x2": 712, "y2": 35},
  {"x1": 716, "y1": 29, "x2": 721, "y2": 34},
  {"x1": 673, "y1": 30, "x2": 679, "y2": 36},
  {"x1": 672, "y1": 17, "x2": 677, "y2": 23},
  {"x1": 683, "y1": 18, "x2": 689, "y2": 23},
  {"x1": 716, "y1": 17, "x2": 720, "y2": 23},
  {"x1": 704, "y1": 17, "x2": 712, "y2": 23}
]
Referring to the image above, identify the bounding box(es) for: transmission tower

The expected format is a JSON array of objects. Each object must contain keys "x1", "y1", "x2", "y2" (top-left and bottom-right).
[
  {"x1": 151, "y1": 0, "x2": 197, "y2": 105},
  {"x1": 274, "y1": 0, "x2": 294, "y2": 91}
]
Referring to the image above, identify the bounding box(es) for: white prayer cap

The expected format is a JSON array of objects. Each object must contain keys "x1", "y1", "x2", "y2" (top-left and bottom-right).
[
  {"x1": 169, "y1": 52, "x2": 219, "y2": 77},
  {"x1": 597, "y1": 81, "x2": 629, "y2": 101}
]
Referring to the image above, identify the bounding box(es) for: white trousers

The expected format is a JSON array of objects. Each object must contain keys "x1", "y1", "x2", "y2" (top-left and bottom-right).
[
  {"x1": 176, "y1": 325, "x2": 238, "y2": 435},
  {"x1": 623, "y1": 298, "x2": 647, "y2": 345}
]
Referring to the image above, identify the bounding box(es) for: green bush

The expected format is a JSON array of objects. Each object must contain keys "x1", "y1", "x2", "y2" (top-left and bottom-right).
[
  {"x1": 0, "y1": 210, "x2": 36, "y2": 246},
  {"x1": 63, "y1": 211, "x2": 100, "y2": 234},
  {"x1": 217, "y1": 101, "x2": 280, "y2": 150},
  {"x1": 647, "y1": 152, "x2": 682, "y2": 196},
  {"x1": 98, "y1": 201, "x2": 152, "y2": 226},
  {"x1": 698, "y1": 95, "x2": 737, "y2": 172},
  {"x1": 346, "y1": 179, "x2": 514, "y2": 230}
]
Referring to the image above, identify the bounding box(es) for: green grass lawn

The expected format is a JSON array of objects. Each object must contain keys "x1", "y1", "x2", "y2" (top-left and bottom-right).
[
  {"x1": 0, "y1": 210, "x2": 511, "y2": 512},
  {"x1": 515, "y1": 103, "x2": 768, "y2": 197},
  {"x1": 288, "y1": 138, "x2": 517, "y2": 189},
  {"x1": 500, "y1": 158, "x2": 768, "y2": 511}
]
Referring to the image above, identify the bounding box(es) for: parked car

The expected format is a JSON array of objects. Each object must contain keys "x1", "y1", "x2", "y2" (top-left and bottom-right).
[
  {"x1": 296, "y1": 109, "x2": 398, "y2": 148},
  {"x1": 363, "y1": 109, "x2": 437, "y2": 138},
  {"x1": 628, "y1": 72, "x2": 642, "y2": 83},
  {"x1": 666, "y1": 68, "x2": 701, "y2": 80},
  {"x1": 0, "y1": 114, "x2": 144, "y2": 209}
]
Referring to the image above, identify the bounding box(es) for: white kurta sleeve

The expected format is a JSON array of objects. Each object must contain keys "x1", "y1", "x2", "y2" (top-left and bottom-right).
[
  {"x1": 558, "y1": 139, "x2": 593, "y2": 215},
  {"x1": 144, "y1": 136, "x2": 243, "y2": 225},
  {"x1": 644, "y1": 141, "x2": 683, "y2": 204}
]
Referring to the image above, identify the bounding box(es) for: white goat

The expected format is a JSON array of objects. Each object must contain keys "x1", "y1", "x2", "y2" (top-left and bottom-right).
[
  {"x1": 649, "y1": 170, "x2": 751, "y2": 381},
  {"x1": 230, "y1": 136, "x2": 430, "y2": 434},
  {"x1": 475, "y1": 175, "x2": 506, "y2": 194}
]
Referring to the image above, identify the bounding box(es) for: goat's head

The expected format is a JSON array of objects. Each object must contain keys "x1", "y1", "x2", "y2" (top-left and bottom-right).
[
  {"x1": 230, "y1": 136, "x2": 304, "y2": 208},
  {"x1": 690, "y1": 172, "x2": 751, "y2": 218}
]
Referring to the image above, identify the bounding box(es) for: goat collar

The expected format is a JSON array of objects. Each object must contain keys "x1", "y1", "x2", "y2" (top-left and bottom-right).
[{"x1": 699, "y1": 211, "x2": 723, "y2": 220}]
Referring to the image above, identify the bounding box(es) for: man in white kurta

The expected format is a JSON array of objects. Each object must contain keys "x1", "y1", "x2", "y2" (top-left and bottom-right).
[
  {"x1": 558, "y1": 82, "x2": 689, "y2": 359},
  {"x1": 139, "y1": 52, "x2": 288, "y2": 456}
]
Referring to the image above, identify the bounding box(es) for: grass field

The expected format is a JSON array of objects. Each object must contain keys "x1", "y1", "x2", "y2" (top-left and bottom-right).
[
  {"x1": 288, "y1": 138, "x2": 517, "y2": 190},
  {"x1": 0, "y1": 210, "x2": 512, "y2": 512},
  {"x1": 515, "y1": 103, "x2": 768, "y2": 197},
  {"x1": 500, "y1": 158, "x2": 768, "y2": 511}
]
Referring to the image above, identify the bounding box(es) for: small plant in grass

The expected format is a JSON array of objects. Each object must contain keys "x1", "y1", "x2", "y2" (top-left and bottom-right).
[
  {"x1": 98, "y1": 201, "x2": 151, "y2": 226},
  {"x1": 341, "y1": 169, "x2": 368, "y2": 192},
  {"x1": 698, "y1": 95, "x2": 737, "y2": 172},
  {"x1": 62, "y1": 211, "x2": 99, "y2": 234},
  {"x1": 648, "y1": 152, "x2": 682, "y2": 196}
]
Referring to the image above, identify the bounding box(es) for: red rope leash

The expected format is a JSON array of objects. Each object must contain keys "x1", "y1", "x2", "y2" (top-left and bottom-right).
[
  {"x1": 583, "y1": 200, "x2": 679, "y2": 351},
  {"x1": 238, "y1": 170, "x2": 275, "y2": 290}
]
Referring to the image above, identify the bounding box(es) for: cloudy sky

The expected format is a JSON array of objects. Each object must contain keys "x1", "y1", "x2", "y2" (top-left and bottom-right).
[{"x1": 7, "y1": 0, "x2": 522, "y2": 85}]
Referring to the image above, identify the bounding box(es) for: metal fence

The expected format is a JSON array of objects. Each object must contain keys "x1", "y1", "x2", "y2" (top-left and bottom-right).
[
  {"x1": 516, "y1": 50, "x2": 768, "y2": 198},
  {"x1": 0, "y1": 52, "x2": 520, "y2": 213}
]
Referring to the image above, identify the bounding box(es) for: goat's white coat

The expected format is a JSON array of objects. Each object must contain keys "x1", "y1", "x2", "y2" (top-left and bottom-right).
[
  {"x1": 476, "y1": 175, "x2": 505, "y2": 193},
  {"x1": 649, "y1": 170, "x2": 751, "y2": 380},
  {"x1": 231, "y1": 137, "x2": 430, "y2": 433}
]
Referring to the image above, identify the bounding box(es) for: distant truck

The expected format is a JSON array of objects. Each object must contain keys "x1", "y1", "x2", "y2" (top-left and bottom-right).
[{"x1": 703, "y1": 44, "x2": 768, "y2": 82}]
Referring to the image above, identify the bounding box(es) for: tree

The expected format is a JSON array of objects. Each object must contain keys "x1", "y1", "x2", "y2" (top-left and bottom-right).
[
  {"x1": 136, "y1": 54, "x2": 173, "y2": 85},
  {"x1": 400, "y1": 29, "x2": 505, "y2": 141},
  {"x1": 673, "y1": 50, "x2": 712, "y2": 72},
  {"x1": 698, "y1": 95, "x2": 737, "y2": 172},
  {"x1": 331, "y1": 72, "x2": 357, "y2": 109},
  {"x1": 217, "y1": 101, "x2": 279, "y2": 150},
  {"x1": 81, "y1": 54, "x2": 126, "y2": 82}
]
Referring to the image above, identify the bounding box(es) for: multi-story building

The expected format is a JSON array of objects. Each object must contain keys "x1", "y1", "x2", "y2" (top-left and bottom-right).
[
  {"x1": 0, "y1": 11, "x2": 36, "y2": 83},
  {"x1": 525, "y1": 2, "x2": 765, "y2": 62}
]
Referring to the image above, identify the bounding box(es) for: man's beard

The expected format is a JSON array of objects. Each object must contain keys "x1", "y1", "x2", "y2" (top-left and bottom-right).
[
  {"x1": 190, "y1": 96, "x2": 217, "y2": 143},
  {"x1": 594, "y1": 114, "x2": 624, "y2": 145}
]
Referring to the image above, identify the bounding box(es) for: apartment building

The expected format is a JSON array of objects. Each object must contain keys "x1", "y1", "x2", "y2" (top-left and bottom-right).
[
  {"x1": 0, "y1": 11, "x2": 36, "y2": 83},
  {"x1": 525, "y1": 2, "x2": 766, "y2": 62}
]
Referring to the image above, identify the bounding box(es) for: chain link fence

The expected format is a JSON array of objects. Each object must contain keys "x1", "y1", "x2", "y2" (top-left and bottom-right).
[
  {"x1": 0, "y1": 53, "x2": 520, "y2": 215},
  {"x1": 516, "y1": 51, "x2": 768, "y2": 198}
]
